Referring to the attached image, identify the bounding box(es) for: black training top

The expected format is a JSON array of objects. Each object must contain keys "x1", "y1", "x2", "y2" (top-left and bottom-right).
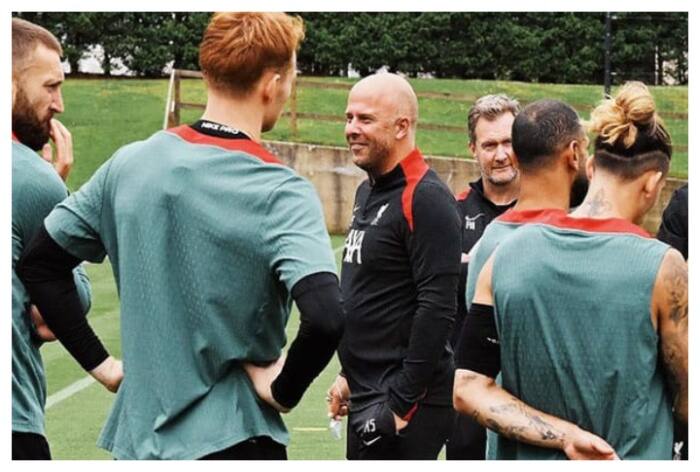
[
  {"x1": 338, "y1": 149, "x2": 461, "y2": 419},
  {"x1": 452, "y1": 178, "x2": 515, "y2": 348},
  {"x1": 657, "y1": 183, "x2": 688, "y2": 260}
]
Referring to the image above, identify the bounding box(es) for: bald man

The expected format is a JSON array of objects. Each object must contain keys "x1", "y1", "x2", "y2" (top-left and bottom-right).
[{"x1": 327, "y1": 73, "x2": 461, "y2": 459}]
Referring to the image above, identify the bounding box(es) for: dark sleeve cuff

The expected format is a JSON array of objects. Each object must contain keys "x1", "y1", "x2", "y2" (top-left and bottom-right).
[
  {"x1": 454, "y1": 303, "x2": 500, "y2": 378},
  {"x1": 387, "y1": 391, "x2": 420, "y2": 421},
  {"x1": 270, "y1": 272, "x2": 344, "y2": 409}
]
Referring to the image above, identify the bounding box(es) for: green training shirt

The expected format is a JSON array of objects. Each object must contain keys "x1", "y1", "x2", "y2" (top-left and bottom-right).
[
  {"x1": 12, "y1": 137, "x2": 91, "y2": 436},
  {"x1": 44, "y1": 125, "x2": 337, "y2": 459},
  {"x1": 489, "y1": 210, "x2": 673, "y2": 460}
]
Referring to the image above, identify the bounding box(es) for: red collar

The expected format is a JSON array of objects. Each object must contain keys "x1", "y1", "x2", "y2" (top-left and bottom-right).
[
  {"x1": 11, "y1": 132, "x2": 20, "y2": 143},
  {"x1": 497, "y1": 208, "x2": 650, "y2": 238},
  {"x1": 166, "y1": 125, "x2": 281, "y2": 165}
]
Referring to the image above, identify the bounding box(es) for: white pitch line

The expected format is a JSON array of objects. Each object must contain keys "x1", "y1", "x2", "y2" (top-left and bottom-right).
[
  {"x1": 46, "y1": 243, "x2": 346, "y2": 411},
  {"x1": 46, "y1": 376, "x2": 96, "y2": 410}
]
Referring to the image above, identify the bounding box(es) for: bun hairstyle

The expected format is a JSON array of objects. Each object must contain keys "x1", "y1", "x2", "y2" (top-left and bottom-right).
[{"x1": 588, "y1": 81, "x2": 672, "y2": 180}]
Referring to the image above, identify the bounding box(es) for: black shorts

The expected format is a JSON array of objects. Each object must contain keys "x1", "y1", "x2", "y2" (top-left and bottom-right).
[
  {"x1": 200, "y1": 436, "x2": 286, "y2": 460},
  {"x1": 12, "y1": 431, "x2": 51, "y2": 460},
  {"x1": 346, "y1": 403, "x2": 454, "y2": 460}
]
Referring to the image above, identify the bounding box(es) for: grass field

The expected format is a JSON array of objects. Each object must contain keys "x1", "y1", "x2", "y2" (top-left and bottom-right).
[
  {"x1": 39, "y1": 75, "x2": 688, "y2": 458},
  {"x1": 58, "y1": 76, "x2": 687, "y2": 194},
  {"x1": 43, "y1": 235, "x2": 349, "y2": 460}
]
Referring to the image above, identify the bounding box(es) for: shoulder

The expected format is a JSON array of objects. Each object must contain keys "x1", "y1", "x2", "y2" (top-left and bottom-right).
[
  {"x1": 407, "y1": 173, "x2": 460, "y2": 232},
  {"x1": 653, "y1": 247, "x2": 687, "y2": 322},
  {"x1": 413, "y1": 171, "x2": 455, "y2": 203},
  {"x1": 265, "y1": 171, "x2": 323, "y2": 216},
  {"x1": 656, "y1": 247, "x2": 686, "y2": 282},
  {"x1": 12, "y1": 143, "x2": 67, "y2": 203}
]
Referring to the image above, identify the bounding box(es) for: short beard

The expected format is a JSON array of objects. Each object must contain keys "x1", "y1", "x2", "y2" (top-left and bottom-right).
[
  {"x1": 569, "y1": 172, "x2": 590, "y2": 208},
  {"x1": 486, "y1": 169, "x2": 518, "y2": 187},
  {"x1": 355, "y1": 138, "x2": 392, "y2": 176},
  {"x1": 13, "y1": 88, "x2": 50, "y2": 151}
]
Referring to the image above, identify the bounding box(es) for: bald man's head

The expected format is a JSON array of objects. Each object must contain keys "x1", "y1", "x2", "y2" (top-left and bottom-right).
[
  {"x1": 350, "y1": 73, "x2": 419, "y2": 130},
  {"x1": 345, "y1": 73, "x2": 419, "y2": 176}
]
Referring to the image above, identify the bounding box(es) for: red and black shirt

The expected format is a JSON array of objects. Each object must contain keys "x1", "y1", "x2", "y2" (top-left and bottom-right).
[
  {"x1": 452, "y1": 179, "x2": 515, "y2": 348},
  {"x1": 338, "y1": 149, "x2": 461, "y2": 418}
]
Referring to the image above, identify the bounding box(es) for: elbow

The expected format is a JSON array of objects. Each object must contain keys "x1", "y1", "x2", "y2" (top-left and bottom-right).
[{"x1": 453, "y1": 369, "x2": 479, "y2": 414}]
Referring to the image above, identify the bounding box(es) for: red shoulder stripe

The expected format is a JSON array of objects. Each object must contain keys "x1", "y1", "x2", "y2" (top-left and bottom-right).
[
  {"x1": 400, "y1": 149, "x2": 429, "y2": 232},
  {"x1": 498, "y1": 208, "x2": 650, "y2": 238},
  {"x1": 166, "y1": 125, "x2": 281, "y2": 165},
  {"x1": 456, "y1": 188, "x2": 471, "y2": 201}
]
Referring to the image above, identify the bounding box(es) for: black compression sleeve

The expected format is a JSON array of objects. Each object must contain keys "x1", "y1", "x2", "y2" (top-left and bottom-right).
[
  {"x1": 16, "y1": 225, "x2": 109, "y2": 371},
  {"x1": 454, "y1": 303, "x2": 500, "y2": 378},
  {"x1": 270, "y1": 272, "x2": 344, "y2": 409}
]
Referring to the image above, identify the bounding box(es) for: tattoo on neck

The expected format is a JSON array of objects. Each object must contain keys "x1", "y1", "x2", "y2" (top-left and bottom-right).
[{"x1": 582, "y1": 189, "x2": 612, "y2": 217}]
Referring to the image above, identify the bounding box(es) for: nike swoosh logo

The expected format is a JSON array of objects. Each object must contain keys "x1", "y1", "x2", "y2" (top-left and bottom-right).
[
  {"x1": 486, "y1": 337, "x2": 500, "y2": 345},
  {"x1": 362, "y1": 436, "x2": 382, "y2": 446}
]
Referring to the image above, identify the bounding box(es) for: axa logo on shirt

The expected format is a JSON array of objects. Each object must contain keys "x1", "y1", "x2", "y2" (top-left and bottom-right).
[
  {"x1": 343, "y1": 229, "x2": 365, "y2": 265},
  {"x1": 464, "y1": 213, "x2": 485, "y2": 231}
]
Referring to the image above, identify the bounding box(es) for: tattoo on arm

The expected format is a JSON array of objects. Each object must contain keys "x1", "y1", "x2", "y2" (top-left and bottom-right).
[
  {"x1": 660, "y1": 252, "x2": 688, "y2": 422},
  {"x1": 486, "y1": 400, "x2": 565, "y2": 445},
  {"x1": 665, "y1": 256, "x2": 688, "y2": 326}
]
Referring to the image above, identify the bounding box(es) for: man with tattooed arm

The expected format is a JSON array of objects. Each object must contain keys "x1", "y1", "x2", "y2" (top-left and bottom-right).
[{"x1": 454, "y1": 82, "x2": 687, "y2": 460}]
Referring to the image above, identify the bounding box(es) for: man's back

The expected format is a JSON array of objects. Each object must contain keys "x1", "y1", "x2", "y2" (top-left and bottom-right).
[
  {"x1": 489, "y1": 212, "x2": 673, "y2": 459},
  {"x1": 44, "y1": 125, "x2": 336, "y2": 459}
]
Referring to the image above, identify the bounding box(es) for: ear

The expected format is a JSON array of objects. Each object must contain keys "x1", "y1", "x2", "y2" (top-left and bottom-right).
[
  {"x1": 261, "y1": 71, "x2": 282, "y2": 104},
  {"x1": 566, "y1": 140, "x2": 580, "y2": 172},
  {"x1": 395, "y1": 116, "x2": 411, "y2": 140},
  {"x1": 643, "y1": 171, "x2": 665, "y2": 197},
  {"x1": 468, "y1": 141, "x2": 476, "y2": 158}
]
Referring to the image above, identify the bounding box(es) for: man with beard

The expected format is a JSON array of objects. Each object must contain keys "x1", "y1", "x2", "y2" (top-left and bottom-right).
[
  {"x1": 454, "y1": 82, "x2": 685, "y2": 460},
  {"x1": 327, "y1": 73, "x2": 461, "y2": 460},
  {"x1": 11, "y1": 18, "x2": 94, "y2": 459},
  {"x1": 447, "y1": 94, "x2": 520, "y2": 460},
  {"x1": 461, "y1": 100, "x2": 590, "y2": 325},
  {"x1": 452, "y1": 99, "x2": 613, "y2": 460},
  {"x1": 18, "y1": 13, "x2": 344, "y2": 459}
]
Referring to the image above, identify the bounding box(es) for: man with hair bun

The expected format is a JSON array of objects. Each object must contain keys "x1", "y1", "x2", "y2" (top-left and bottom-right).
[
  {"x1": 18, "y1": 12, "x2": 344, "y2": 460},
  {"x1": 447, "y1": 94, "x2": 520, "y2": 460},
  {"x1": 454, "y1": 81, "x2": 686, "y2": 460}
]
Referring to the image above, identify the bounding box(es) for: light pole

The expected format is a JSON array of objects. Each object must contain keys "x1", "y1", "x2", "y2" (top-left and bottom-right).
[{"x1": 604, "y1": 12, "x2": 612, "y2": 97}]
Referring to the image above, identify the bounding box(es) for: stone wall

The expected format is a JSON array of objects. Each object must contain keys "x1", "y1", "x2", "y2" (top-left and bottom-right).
[{"x1": 264, "y1": 140, "x2": 686, "y2": 236}]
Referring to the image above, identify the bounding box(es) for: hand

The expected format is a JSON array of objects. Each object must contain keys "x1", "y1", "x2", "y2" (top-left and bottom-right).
[
  {"x1": 242, "y1": 354, "x2": 290, "y2": 413},
  {"x1": 89, "y1": 356, "x2": 123, "y2": 393},
  {"x1": 393, "y1": 412, "x2": 408, "y2": 432},
  {"x1": 41, "y1": 119, "x2": 74, "y2": 182},
  {"x1": 326, "y1": 374, "x2": 350, "y2": 420},
  {"x1": 563, "y1": 426, "x2": 619, "y2": 460},
  {"x1": 29, "y1": 305, "x2": 56, "y2": 342}
]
